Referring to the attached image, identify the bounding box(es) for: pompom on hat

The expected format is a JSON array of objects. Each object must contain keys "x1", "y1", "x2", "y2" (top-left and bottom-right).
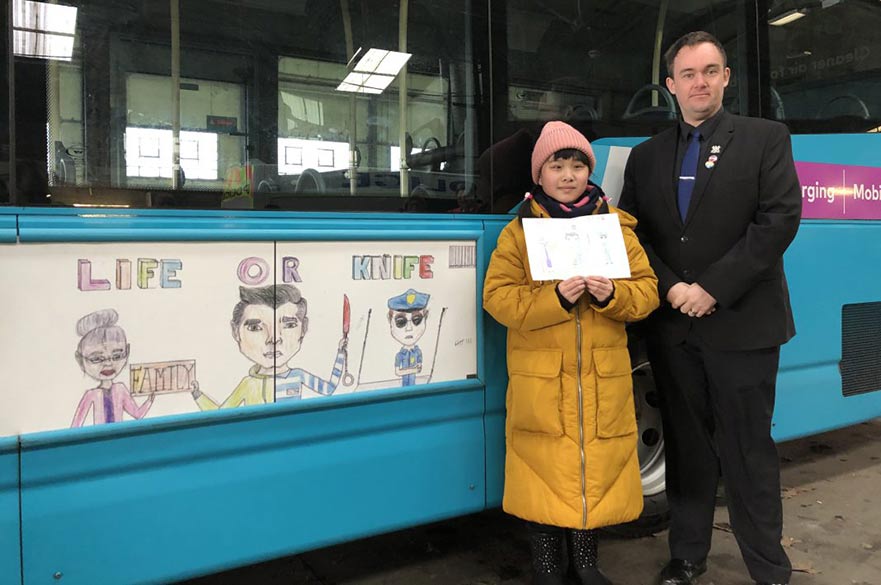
[{"x1": 530, "y1": 121, "x2": 596, "y2": 184}]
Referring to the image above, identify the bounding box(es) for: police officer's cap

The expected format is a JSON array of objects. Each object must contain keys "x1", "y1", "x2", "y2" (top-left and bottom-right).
[{"x1": 388, "y1": 288, "x2": 430, "y2": 311}]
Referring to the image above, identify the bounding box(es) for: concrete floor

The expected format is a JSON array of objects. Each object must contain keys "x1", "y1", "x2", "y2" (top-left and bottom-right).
[{"x1": 183, "y1": 419, "x2": 881, "y2": 585}]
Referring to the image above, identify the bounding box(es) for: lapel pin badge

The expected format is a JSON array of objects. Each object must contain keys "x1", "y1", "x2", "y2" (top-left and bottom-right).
[
  {"x1": 705, "y1": 160, "x2": 715, "y2": 169},
  {"x1": 710, "y1": 145, "x2": 721, "y2": 154}
]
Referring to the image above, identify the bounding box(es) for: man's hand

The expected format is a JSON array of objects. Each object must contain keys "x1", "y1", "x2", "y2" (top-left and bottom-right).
[
  {"x1": 679, "y1": 283, "x2": 717, "y2": 318},
  {"x1": 666, "y1": 282, "x2": 691, "y2": 309},
  {"x1": 586, "y1": 276, "x2": 614, "y2": 303},
  {"x1": 557, "y1": 276, "x2": 586, "y2": 304}
]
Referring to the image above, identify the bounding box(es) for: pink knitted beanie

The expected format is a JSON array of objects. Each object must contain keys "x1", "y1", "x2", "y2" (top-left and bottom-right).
[{"x1": 530, "y1": 121, "x2": 596, "y2": 184}]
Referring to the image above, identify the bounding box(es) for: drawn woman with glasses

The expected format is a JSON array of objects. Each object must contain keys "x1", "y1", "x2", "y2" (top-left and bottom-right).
[
  {"x1": 71, "y1": 309, "x2": 155, "y2": 427},
  {"x1": 387, "y1": 289, "x2": 430, "y2": 387}
]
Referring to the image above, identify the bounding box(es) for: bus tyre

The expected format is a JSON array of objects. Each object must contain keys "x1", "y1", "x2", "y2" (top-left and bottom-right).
[{"x1": 604, "y1": 360, "x2": 670, "y2": 538}]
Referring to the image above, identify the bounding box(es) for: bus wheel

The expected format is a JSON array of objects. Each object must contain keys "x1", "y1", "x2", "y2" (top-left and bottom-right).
[{"x1": 604, "y1": 360, "x2": 669, "y2": 538}]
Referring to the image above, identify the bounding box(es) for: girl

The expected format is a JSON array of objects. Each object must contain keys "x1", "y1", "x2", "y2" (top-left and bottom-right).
[
  {"x1": 483, "y1": 121, "x2": 659, "y2": 585},
  {"x1": 71, "y1": 309, "x2": 154, "y2": 427}
]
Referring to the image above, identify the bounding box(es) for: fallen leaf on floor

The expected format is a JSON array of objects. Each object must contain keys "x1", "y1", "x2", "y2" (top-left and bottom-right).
[
  {"x1": 781, "y1": 486, "x2": 813, "y2": 499},
  {"x1": 781, "y1": 536, "x2": 803, "y2": 548},
  {"x1": 792, "y1": 560, "x2": 820, "y2": 575}
]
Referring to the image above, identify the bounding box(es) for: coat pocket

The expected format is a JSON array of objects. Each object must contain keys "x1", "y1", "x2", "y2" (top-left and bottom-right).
[
  {"x1": 508, "y1": 349, "x2": 564, "y2": 436},
  {"x1": 593, "y1": 347, "x2": 637, "y2": 438}
]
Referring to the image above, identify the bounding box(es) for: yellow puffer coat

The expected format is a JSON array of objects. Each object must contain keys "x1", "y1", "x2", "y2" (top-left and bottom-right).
[{"x1": 483, "y1": 201, "x2": 659, "y2": 529}]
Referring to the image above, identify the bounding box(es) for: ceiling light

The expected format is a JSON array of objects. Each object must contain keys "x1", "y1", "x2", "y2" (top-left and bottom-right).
[
  {"x1": 769, "y1": 9, "x2": 806, "y2": 26},
  {"x1": 13, "y1": 0, "x2": 77, "y2": 61},
  {"x1": 14, "y1": 0, "x2": 77, "y2": 34},
  {"x1": 352, "y1": 48, "x2": 412, "y2": 76},
  {"x1": 336, "y1": 47, "x2": 412, "y2": 94},
  {"x1": 14, "y1": 30, "x2": 74, "y2": 61}
]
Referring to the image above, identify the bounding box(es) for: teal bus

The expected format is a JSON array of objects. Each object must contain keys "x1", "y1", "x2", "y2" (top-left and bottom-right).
[{"x1": 2, "y1": 0, "x2": 881, "y2": 583}]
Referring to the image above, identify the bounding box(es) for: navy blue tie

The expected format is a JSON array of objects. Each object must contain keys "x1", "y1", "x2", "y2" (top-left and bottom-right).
[{"x1": 677, "y1": 129, "x2": 701, "y2": 222}]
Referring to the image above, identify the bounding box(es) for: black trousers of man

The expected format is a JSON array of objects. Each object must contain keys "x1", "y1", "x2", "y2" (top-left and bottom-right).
[{"x1": 648, "y1": 329, "x2": 792, "y2": 584}]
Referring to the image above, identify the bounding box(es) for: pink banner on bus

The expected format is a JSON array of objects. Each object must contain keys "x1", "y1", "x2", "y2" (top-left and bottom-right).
[{"x1": 796, "y1": 161, "x2": 881, "y2": 220}]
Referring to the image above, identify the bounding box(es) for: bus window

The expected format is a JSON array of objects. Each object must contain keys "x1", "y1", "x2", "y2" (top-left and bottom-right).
[
  {"x1": 6, "y1": 0, "x2": 481, "y2": 212},
  {"x1": 486, "y1": 0, "x2": 748, "y2": 212},
  {"x1": 767, "y1": 0, "x2": 881, "y2": 133}
]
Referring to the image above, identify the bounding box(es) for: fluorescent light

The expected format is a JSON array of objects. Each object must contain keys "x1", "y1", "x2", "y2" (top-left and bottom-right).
[
  {"x1": 13, "y1": 0, "x2": 77, "y2": 60},
  {"x1": 13, "y1": 0, "x2": 77, "y2": 35},
  {"x1": 362, "y1": 74, "x2": 395, "y2": 90},
  {"x1": 352, "y1": 48, "x2": 412, "y2": 76},
  {"x1": 769, "y1": 9, "x2": 806, "y2": 26},
  {"x1": 14, "y1": 29, "x2": 74, "y2": 60},
  {"x1": 336, "y1": 71, "x2": 394, "y2": 94},
  {"x1": 336, "y1": 47, "x2": 412, "y2": 94}
]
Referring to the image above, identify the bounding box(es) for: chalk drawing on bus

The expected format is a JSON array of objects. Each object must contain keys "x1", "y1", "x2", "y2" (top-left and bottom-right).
[
  {"x1": 130, "y1": 359, "x2": 198, "y2": 395},
  {"x1": 190, "y1": 284, "x2": 348, "y2": 409},
  {"x1": 351, "y1": 289, "x2": 447, "y2": 390},
  {"x1": 71, "y1": 308, "x2": 156, "y2": 427},
  {"x1": 387, "y1": 288, "x2": 431, "y2": 387}
]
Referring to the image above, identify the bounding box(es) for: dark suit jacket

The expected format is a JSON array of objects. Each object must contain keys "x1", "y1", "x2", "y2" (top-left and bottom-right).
[{"x1": 618, "y1": 111, "x2": 801, "y2": 351}]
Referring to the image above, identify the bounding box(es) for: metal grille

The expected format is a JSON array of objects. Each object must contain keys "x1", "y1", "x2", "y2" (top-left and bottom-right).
[{"x1": 841, "y1": 302, "x2": 881, "y2": 397}]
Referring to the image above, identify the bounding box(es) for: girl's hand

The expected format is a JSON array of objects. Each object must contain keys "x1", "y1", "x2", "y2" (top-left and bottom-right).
[
  {"x1": 586, "y1": 276, "x2": 614, "y2": 303},
  {"x1": 557, "y1": 276, "x2": 587, "y2": 304}
]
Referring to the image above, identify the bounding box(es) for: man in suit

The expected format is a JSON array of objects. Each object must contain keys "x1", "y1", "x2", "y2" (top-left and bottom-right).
[{"x1": 618, "y1": 31, "x2": 801, "y2": 585}]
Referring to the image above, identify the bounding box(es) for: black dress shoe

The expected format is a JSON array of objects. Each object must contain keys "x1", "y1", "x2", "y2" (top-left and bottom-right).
[{"x1": 657, "y1": 559, "x2": 707, "y2": 585}]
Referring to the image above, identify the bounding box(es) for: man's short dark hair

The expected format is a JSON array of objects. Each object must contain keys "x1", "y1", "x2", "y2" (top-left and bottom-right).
[
  {"x1": 664, "y1": 31, "x2": 727, "y2": 77},
  {"x1": 231, "y1": 284, "x2": 307, "y2": 328}
]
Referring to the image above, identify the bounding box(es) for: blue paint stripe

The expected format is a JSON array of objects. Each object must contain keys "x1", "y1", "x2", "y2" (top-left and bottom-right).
[
  {"x1": 19, "y1": 225, "x2": 485, "y2": 242},
  {"x1": 20, "y1": 378, "x2": 484, "y2": 449},
  {"x1": 0, "y1": 215, "x2": 16, "y2": 242},
  {"x1": 12, "y1": 206, "x2": 497, "y2": 241},
  {"x1": 791, "y1": 134, "x2": 880, "y2": 167}
]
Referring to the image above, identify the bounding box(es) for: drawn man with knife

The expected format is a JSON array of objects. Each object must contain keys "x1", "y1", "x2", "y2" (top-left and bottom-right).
[{"x1": 191, "y1": 284, "x2": 348, "y2": 409}]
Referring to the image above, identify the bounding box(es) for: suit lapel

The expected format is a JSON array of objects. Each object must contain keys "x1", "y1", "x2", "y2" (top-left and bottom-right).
[
  {"x1": 684, "y1": 113, "x2": 735, "y2": 227},
  {"x1": 656, "y1": 130, "x2": 683, "y2": 227}
]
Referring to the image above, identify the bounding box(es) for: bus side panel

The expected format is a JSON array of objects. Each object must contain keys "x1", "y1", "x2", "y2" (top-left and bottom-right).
[
  {"x1": 776, "y1": 221, "x2": 881, "y2": 441},
  {"x1": 774, "y1": 134, "x2": 881, "y2": 440},
  {"x1": 0, "y1": 440, "x2": 21, "y2": 585},
  {"x1": 481, "y1": 219, "x2": 510, "y2": 508},
  {"x1": 20, "y1": 389, "x2": 485, "y2": 585}
]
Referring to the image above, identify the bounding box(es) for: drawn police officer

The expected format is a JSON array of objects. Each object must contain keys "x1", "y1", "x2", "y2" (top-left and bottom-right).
[{"x1": 387, "y1": 289, "x2": 430, "y2": 386}]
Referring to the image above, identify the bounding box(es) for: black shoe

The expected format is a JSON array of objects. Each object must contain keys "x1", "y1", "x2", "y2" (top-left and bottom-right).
[
  {"x1": 528, "y1": 524, "x2": 566, "y2": 585},
  {"x1": 657, "y1": 559, "x2": 707, "y2": 585},
  {"x1": 565, "y1": 528, "x2": 612, "y2": 585},
  {"x1": 533, "y1": 574, "x2": 566, "y2": 585},
  {"x1": 567, "y1": 566, "x2": 613, "y2": 585},
  {"x1": 755, "y1": 582, "x2": 788, "y2": 585}
]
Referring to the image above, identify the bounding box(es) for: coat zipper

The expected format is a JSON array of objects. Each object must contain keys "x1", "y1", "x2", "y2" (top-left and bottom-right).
[{"x1": 575, "y1": 305, "x2": 587, "y2": 528}]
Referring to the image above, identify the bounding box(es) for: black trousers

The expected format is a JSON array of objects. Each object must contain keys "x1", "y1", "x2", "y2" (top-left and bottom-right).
[{"x1": 648, "y1": 329, "x2": 792, "y2": 584}]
